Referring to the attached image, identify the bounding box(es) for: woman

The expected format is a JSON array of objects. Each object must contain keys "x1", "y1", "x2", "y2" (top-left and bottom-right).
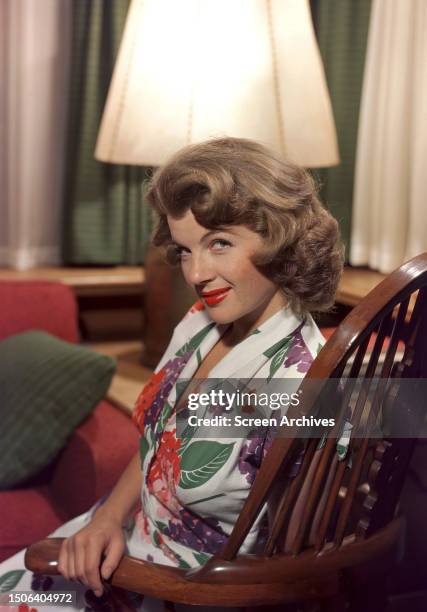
[{"x1": 0, "y1": 137, "x2": 343, "y2": 611}]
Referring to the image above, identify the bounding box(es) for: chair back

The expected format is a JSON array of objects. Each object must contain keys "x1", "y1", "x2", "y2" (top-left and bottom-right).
[{"x1": 220, "y1": 253, "x2": 427, "y2": 561}]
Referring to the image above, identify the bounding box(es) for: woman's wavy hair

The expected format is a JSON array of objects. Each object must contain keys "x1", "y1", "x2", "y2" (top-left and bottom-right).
[{"x1": 146, "y1": 137, "x2": 344, "y2": 315}]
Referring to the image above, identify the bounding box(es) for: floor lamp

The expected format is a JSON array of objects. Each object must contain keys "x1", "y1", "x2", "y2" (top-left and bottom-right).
[{"x1": 94, "y1": 0, "x2": 339, "y2": 367}]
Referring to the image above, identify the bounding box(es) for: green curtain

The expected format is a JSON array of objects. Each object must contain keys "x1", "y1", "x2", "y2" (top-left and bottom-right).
[
  {"x1": 62, "y1": 0, "x2": 153, "y2": 265},
  {"x1": 310, "y1": 0, "x2": 372, "y2": 257}
]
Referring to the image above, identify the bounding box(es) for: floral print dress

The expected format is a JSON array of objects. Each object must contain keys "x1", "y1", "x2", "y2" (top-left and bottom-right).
[{"x1": 0, "y1": 303, "x2": 325, "y2": 611}]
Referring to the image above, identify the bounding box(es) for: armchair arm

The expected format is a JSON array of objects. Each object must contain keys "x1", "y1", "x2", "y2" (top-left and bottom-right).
[
  {"x1": 23, "y1": 538, "x2": 316, "y2": 606},
  {"x1": 24, "y1": 519, "x2": 401, "y2": 607}
]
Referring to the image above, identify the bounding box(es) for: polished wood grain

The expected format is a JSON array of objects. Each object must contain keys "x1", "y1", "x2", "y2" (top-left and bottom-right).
[
  {"x1": 24, "y1": 520, "x2": 400, "y2": 606},
  {"x1": 0, "y1": 266, "x2": 144, "y2": 297}
]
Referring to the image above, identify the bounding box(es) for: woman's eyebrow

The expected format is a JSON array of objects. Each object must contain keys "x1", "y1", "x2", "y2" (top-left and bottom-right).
[
  {"x1": 200, "y1": 229, "x2": 229, "y2": 242},
  {"x1": 170, "y1": 229, "x2": 232, "y2": 248}
]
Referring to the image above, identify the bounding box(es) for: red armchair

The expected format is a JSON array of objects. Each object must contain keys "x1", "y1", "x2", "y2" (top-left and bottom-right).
[{"x1": 0, "y1": 281, "x2": 140, "y2": 561}]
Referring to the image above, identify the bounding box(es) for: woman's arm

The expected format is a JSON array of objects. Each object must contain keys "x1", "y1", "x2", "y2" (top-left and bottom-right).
[
  {"x1": 94, "y1": 449, "x2": 142, "y2": 524},
  {"x1": 58, "y1": 450, "x2": 142, "y2": 597}
]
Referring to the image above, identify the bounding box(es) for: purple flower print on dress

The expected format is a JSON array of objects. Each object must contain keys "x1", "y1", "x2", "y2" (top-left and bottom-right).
[
  {"x1": 141, "y1": 322, "x2": 216, "y2": 433},
  {"x1": 144, "y1": 351, "x2": 192, "y2": 429},
  {"x1": 238, "y1": 435, "x2": 264, "y2": 485},
  {"x1": 162, "y1": 508, "x2": 228, "y2": 554},
  {"x1": 284, "y1": 329, "x2": 314, "y2": 373}
]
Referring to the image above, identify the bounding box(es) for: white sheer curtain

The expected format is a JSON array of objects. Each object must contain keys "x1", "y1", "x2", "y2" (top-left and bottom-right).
[
  {"x1": 350, "y1": 0, "x2": 427, "y2": 273},
  {"x1": 0, "y1": 0, "x2": 71, "y2": 270}
]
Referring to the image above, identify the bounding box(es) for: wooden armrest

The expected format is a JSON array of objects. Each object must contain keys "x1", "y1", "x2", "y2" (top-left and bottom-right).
[
  {"x1": 24, "y1": 520, "x2": 402, "y2": 607},
  {"x1": 24, "y1": 538, "x2": 184, "y2": 593},
  {"x1": 23, "y1": 539, "x2": 324, "y2": 605},
  {"x1": 24, "y1": 538, "x2": 63, "y2": 576}
]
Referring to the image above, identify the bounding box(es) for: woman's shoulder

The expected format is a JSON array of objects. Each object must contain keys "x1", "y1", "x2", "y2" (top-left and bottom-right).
[
  {"x1": 301, "y1": 312, "x2": 327, "y2": 352},
  {"x1": 280, "y1": 312, "x2": 325, "y2": 375},
  {"x1": 259, "y1": 309, "x2": 325, "y2": 380},
  {"x1": 260, "y1": 307, "x2": 324, "y2": 352}
]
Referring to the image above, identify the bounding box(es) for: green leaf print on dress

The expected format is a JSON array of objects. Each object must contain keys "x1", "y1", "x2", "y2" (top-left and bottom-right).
[
  {"x1": 179, "y1": 440, "x2": 235, "y2": 489},
  {"x1": 0, "y1": 569, "x2": 25, "y2": 592},
  {"x1": 157, "y1": 401, "x2": 174, "y2": 434},
  {"x1": 139, "y1": 436, "x2": 149, "y2": 465},
  {"x1": 175, "y1": 323, "x2": 215, "y2": 357},
  {"x1": 263, "y1": 322, "x2": 307, "y2": 380},
  {"x1": 266, "y1": 336, "x2": 294, "y2": 381},
  {"x1": 193, "y1": 551, "x2": 211, "y2": 565}
]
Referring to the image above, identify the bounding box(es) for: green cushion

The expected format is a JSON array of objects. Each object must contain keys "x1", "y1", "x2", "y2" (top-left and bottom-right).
[{"x1": 0, "y1": 331, "x2": 116, "y2": 489}]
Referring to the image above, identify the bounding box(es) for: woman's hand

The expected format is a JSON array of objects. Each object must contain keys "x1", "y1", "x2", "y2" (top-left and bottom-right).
[
  {"x1": 58, "y1": 510, "x2": 125, "y2": 597},
  {"x1": 58, "y1": 451, "x2": 142, "y2": 597}
]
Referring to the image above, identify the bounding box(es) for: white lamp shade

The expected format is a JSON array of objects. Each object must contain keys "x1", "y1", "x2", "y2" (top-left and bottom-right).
[{"x1": 95, "y1": 0, "x2": 339, "y2": 168}]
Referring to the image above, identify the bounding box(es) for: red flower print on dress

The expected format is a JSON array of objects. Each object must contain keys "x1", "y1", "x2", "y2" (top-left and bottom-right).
[
  {"x1": 147, "y1": 430, "x2": 181, "y2": 505},
  {"x1": 134, "y1": 351, "x2": 194, "y2": 435},
  {"x1": 188, "y1": 300, "x2": 205, "y2": 314},
  {"x1": 135, "y1": 510, "x2": 152, "y2": 543},
  {"x1": 133, "y1": 367, "x2": 166, "y2": 434}
]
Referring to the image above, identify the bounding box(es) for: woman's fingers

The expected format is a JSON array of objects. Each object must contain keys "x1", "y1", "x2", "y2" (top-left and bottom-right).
[
  {"x1": 64, "y1": 536, "x2": 78, "y2": 582},
  {"x1": 56, "y1": 521, "x2": 124, "y2": 597},
  {"x1": 85, "y1": 536, "x2": 107, "y2": 596},
  {"x1": 58, "y1": 539, "x2": 70, "y2": 579},
  {"x1": 72, "y1": 533, "x2": 87, "y2": 584},
  {"x1": 100, "y1": 533, "x2": 125, "y2": 581}
]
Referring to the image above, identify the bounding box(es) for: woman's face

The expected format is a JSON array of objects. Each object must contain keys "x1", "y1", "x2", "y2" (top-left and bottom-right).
[{"x1": 167, "y1": 210, "x2": 287, "y2": 334}]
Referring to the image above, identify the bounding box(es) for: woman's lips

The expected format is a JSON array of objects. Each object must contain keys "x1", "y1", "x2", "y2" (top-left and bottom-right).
[{"x1": 201, "y1": 287, "x2": 231, "y2": 306}]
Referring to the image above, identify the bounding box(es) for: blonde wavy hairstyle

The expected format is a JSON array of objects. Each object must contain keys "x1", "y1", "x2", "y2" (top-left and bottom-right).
[{"x1": 146, "y1": 137, "x2": 344, "y2": 315}]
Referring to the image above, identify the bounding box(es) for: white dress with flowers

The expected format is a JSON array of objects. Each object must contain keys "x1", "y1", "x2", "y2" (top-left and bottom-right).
[{"x1": 0, "y1": 302, "x2": 325, "y2": 611}]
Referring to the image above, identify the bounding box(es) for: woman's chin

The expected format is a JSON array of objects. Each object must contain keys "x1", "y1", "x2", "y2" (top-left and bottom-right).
[{"x1": 205, "y1": 305, "x2": 235, "y2": 325}]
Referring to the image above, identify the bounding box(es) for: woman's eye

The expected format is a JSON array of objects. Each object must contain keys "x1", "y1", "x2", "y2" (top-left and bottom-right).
[
  {"x1": 172, "y1": 245, "x2": 190, "y2": 259},
  {"x1": 210, "y1": 239, "x2": 231, "y2": 251}
]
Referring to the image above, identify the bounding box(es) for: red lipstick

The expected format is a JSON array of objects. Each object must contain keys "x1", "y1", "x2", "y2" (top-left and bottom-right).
[{"x1": 200, "y1": 287, "x2": 231, "y2": 306}]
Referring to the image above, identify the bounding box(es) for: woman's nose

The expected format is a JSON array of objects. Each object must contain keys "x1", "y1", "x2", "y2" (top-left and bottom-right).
[{"x1": 183, "y1": 252, "x2": 214, "y2": 286}]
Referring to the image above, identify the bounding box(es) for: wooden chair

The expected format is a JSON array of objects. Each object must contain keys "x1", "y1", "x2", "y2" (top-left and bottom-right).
[{"x1": 25, "y1": 253, "x2": 427, "y2": 611}]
